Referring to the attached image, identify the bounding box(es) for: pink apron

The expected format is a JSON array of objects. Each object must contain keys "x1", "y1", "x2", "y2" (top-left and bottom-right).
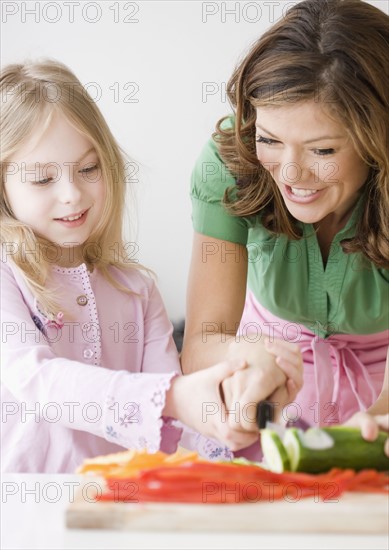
[
  {"x1": 239, "y1": 290, "x2": 388, "y2": 427},
  {"x1": 183, "y1": 291, "x2": 388, "y2": 462}
]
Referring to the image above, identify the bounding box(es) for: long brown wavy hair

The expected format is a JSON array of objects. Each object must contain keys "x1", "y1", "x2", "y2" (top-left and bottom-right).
[{"x1": 216, "y1": 0, "x2": 389, "y2": 268}]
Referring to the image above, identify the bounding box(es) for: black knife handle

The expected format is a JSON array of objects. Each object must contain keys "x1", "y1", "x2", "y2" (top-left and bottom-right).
[{"x1": 256, "y1": 401, "x2": 274, "y2": 429}]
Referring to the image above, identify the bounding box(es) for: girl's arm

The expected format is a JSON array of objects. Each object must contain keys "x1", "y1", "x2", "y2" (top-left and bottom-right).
[
  {"x1": 164, "y1": 359, "x2": 262, "y2": 451},
  {"x1": 1, "y1": 261, "x2": 267, "y2": 454},
  {"x1": 0, "y1": 262, "x2": 180, "y2": 454}
]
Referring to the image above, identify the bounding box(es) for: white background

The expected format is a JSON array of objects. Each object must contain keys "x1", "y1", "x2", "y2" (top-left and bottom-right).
[{"x1": 2, "y1": 0, "x2": 388, "y2": 321}]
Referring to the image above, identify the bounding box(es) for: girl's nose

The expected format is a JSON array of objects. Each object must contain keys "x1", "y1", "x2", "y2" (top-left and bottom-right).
[{"x1": 58, "y1": 174, "x2": 82, "y2": 204}]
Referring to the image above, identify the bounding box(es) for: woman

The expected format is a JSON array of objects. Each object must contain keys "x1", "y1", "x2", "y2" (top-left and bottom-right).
[{"x1": 181, "y1": 0, "x2": 389, "y2": 457}]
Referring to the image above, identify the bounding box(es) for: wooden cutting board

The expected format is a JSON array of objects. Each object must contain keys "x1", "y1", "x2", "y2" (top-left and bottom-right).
[{"x1": 66, "y1": 477, "x2": 389, "y2": 533}]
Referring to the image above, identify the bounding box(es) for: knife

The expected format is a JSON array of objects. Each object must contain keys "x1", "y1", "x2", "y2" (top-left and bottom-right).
[
  {"x1": 256, "y1": 400, "x2": 287, "y2": 439},
  {"x1": 256, "y1": 401, "x2": 311, "y2": 437},
  {"x1": 256, "y1": 400, "x2": 274, "y2": 429}
]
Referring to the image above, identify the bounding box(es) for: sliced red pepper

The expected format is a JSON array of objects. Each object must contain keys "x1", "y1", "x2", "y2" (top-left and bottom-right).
[{"x1": 97, "y1": 460, "x2": 388, "y2": 504}]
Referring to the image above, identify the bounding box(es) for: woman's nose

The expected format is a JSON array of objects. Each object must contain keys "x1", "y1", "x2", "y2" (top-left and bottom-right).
[{"x1": 279, "y1": 151, "x2": 312, "y2": 185}]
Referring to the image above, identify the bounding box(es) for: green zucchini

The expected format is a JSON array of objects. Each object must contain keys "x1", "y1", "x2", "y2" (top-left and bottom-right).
[
  {"x1": 262, "y1": 426, "x2": 389, "y2": 473},
  {"x1": 260, "y1": 429, "x2": 291, "y2": 473}
]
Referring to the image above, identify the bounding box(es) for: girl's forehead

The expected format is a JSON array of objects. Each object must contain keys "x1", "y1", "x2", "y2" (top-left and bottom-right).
[{"x1": 11, "y1": 112, "x2": 94, "y2": 164}]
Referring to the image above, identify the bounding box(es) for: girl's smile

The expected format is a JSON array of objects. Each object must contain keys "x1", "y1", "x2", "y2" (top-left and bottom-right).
[{"x1": 54, "y1": 208, "x2": 90, "y2": 227}]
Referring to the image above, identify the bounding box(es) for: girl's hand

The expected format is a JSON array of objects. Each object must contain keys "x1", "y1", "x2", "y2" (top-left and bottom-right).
[
  {"x1": 345, "y1": 412, "x2": 389, "y2": 457},
  {"x1": 220, "y1": 356, "x2": 286, "y2": 433},
  {"x1": 164, "y1": 360, "x2": 260, "y2": 451}
]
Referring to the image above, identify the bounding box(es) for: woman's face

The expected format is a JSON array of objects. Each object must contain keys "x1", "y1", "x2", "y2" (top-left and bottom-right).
[{"x1": 255, "y1": 101, "x2": 370, "y2": 228}]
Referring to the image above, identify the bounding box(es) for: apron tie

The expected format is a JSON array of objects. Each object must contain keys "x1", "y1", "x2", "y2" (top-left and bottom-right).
[{"x1": 307, "y1": 338, "x2": 379, "y2": 425}]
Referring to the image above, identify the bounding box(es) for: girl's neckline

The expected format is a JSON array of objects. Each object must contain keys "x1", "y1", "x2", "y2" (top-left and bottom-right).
[{"x1": 51, "y1": 263, "x2": 95, "y2": 275}]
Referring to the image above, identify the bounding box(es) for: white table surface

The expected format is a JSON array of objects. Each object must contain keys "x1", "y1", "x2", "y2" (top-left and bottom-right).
[{"x1": 1, "y1": 474, "x2": 388, "y2": 550}]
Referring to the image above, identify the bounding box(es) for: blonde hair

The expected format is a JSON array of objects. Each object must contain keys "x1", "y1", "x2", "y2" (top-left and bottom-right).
[
  {"x1": 216, "y1": 0, "x2": 389, "y2": 268},
  {"x1": 1, "y1": 59, "x2": 145, "y2": 318}
]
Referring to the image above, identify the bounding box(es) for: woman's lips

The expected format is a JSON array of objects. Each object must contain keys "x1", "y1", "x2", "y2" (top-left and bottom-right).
[{"x1": 283, "y1": 184, "x2": 325, "y2": 204}]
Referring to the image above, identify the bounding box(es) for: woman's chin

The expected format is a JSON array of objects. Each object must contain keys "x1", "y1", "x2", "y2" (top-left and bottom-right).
[{"x1": 285, "y1": 207, "x2": 324, "y2": 225}]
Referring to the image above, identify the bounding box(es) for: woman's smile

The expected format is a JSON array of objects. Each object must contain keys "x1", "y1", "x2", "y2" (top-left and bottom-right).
[
  {"x1": 283, "y1": 183, "x2": 326, "y2": 204},
  {"x1": 256, "y1": 101, "x2": 370, "y2": 227}
]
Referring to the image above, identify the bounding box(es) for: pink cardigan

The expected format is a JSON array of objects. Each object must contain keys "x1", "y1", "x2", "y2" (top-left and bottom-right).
[{"x1": 1, "y1": 260, "x2": 188, "y2": 472}]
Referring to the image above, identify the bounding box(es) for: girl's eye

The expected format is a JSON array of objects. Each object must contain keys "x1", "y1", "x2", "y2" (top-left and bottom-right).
[
  {"x1": 79, "y1": 164, "x2": 98, "y2": 174},
  {"x1": 256, "y1": 135, "x2": 277, "y2": 145},
  {"x1": 32, "y1": 177, "x2": 52, "y2": 186},
  {"x1": 313, "y1": 148, "x2": 335, "y2": 156}
]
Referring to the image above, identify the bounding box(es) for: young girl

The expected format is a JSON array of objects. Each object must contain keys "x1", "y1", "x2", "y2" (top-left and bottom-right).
[
  {"x1": 182, "y1": 0, "x2": 389, "y2": 460},
  {"x1": 1, "y1": 59, "x2": 304, "y2": 473}
]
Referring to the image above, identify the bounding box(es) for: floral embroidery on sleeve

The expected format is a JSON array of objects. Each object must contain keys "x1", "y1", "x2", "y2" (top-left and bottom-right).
[
  {"x1": 151, "y1": 390, "x2": 164, "y2": 408},
  {"x1": 119, "y1": 403, "x2": 142, "y2": 427},
  {"x1": 202, "y1": 440, "x2": 233, "y2": 461},
  {"x1": 106, "y1": 426, "x2": 118, "y2": 439},
  {"x1": 104, "y1": 373, "x2": 180, "y2": 452}
]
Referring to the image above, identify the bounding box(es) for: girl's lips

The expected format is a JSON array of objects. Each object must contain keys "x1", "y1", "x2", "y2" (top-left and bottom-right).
[
  {"x1": 55, "y1": 209, "x2": 89, "y2": 228},
  {"x1": 283, "y1": 184, "x2": 325, "y2": 204}
]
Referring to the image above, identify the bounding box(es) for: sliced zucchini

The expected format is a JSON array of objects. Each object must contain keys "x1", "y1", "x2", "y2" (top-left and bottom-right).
[{"x1": 260, "y1": 429, "x2": 291, "y2": 473}]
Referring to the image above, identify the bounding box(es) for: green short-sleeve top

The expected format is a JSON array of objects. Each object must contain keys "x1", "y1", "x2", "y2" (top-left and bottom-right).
[{"x1": 190, "y1": 126, "x2": 389, "y2": 339}]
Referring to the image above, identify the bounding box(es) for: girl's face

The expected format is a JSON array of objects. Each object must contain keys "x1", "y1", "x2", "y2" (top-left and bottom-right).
[
  {"x1": 255, "y1": 101, "x2": 370, "y2": 228},
  {"x1": 4, "y1": 112, "x2": 106, "y2": 266}
]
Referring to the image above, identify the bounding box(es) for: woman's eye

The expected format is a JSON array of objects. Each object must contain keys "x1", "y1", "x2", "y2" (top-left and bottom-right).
[
  {"x1": 256, "y1": 135, "x2": 277, "y2": 145},
  {"x1": 313, "y1": 148, "x2": 335, "y2": 156},
  {"x1": 79, "y1": 164, "x2": 98, "y2": 174}
]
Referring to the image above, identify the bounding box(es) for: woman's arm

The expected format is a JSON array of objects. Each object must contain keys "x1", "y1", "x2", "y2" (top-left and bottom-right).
[
  {"x1": 181, "y1": 232, "x2": 248, "y2": 373},
  {"x1": 181, "y1": 233, "x2": 304, "y2": 402}
]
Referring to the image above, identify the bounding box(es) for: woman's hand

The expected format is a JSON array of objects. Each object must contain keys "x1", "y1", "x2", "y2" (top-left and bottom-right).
[
  {"x1": 345, "y1": 412, "x2": 389, "y2": 457},
  {"x1": 164, "y1": 360, "x2": 260, "y2": 451},
  {"x1": 222, "y1": 336, "x2": 304, "y2": 431},
  {"x1": 264, "y1": 338, "x2": 304, "y2": 421},
  {"x1": 264, "y1": 338, "x2": 304, "y2": 397}
]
